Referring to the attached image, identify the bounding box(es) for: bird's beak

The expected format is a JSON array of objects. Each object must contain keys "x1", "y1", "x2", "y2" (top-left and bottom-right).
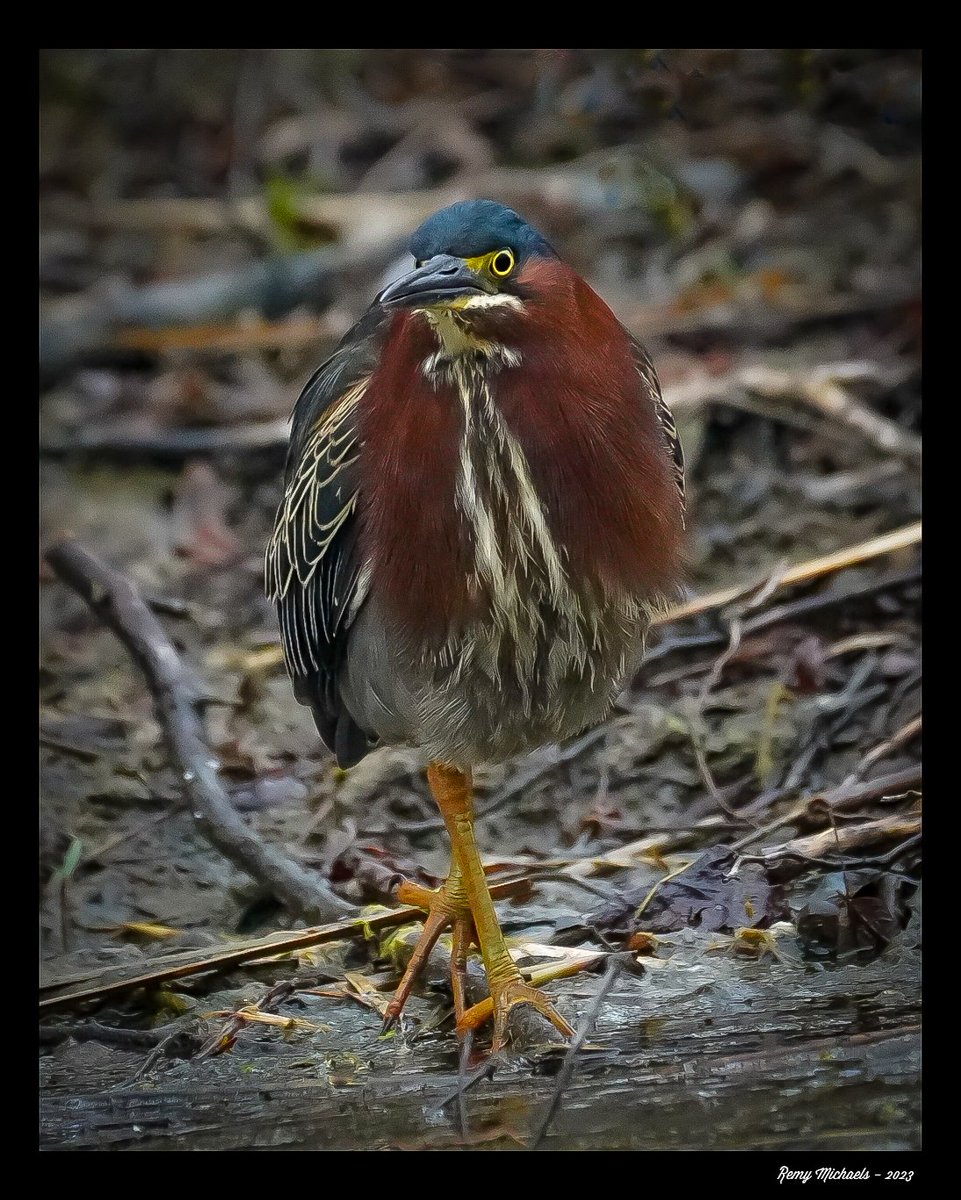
[{"x1": 377, "y1": 254, "x2": 491, "y2": 310}]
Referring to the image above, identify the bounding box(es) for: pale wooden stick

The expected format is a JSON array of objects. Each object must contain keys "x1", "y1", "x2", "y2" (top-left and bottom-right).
[{"x1": 659, "y1": 521, "x2": 921, "y2": 626}]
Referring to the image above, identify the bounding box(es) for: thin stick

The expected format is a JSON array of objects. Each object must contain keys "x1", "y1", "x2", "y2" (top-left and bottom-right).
[
  {"x1": 457, "y1": 1031, "x2": 474, "y2": 1138},
  {"x1": 730, "y1": 766, "x2": 922, "y2": 854},
  {"x1": 658, "y1": 522, "x2": 921, "y2": 626},
  {"x1": 121, "y1": 1026, "x2": 199, "y2": 1088},
  {"x1": 757, "y1": 812, "x2": 921, "y2": 864},
  {"x1": 643, "y1": 567, "x2": 920, "y2": 672},
  {"x1": 528, "y1": 956, "x2": 623, "y2": 1150},
  {"x1": 41, "y1": 418, "x2": 291, "y2": 461},
  {"x1": 633, "y1": 860, "x2": 696, "y2": 923},
  {"x1": 39, "y1": 904, "x2": 425, "y2": 1011},
  {"x1": 196, "y1": 980, "x2": 295, "y2": 1061},
  {"x1": 848, "y1": 715, "x2": 922, "y2": 783},
  {"x1": 44, "y1": 540, "x2": 352, "y2": 923},
  {"x1": 435, "y1": 1046, "x2": 502, "y2": 1116},
  {"x1": 39, "y1": 877, "x2": 527, "y2": 1012},
  {"x1": 85, "y1": 807, "x2": 179, "y2": 863},
  {"x1": 736, "y1": 363, "x2": 922, "y2": 462}
]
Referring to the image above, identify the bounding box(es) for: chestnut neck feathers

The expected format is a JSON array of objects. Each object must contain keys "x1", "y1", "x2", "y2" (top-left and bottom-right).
[{"x1": 358, "y1": 256, "x2": 683, "y2": 640}]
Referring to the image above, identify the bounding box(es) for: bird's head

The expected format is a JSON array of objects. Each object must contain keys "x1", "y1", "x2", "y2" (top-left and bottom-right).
[{"x1": 376, "y1": 200, "x2": 557, "y2": 324}]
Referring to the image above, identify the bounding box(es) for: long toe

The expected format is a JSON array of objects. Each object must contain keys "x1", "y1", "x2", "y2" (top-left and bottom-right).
[
  {"x1": 384, "y1": 878, "x2": 476, "y2": 1028},
  {"x1": 457, "y1": 975, "x2": 575, "y2": 1053},
  {"x1": 449, "y1": 917, "x2": 474, "y2": 1025}
]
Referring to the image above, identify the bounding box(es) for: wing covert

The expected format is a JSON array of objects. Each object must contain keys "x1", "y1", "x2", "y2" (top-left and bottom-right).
[
  {"x1": 265, "y1": 307, "x2": 385, "y2": 758},
  {"x1": 629, "y1": 335, "x2": 685, "y2": 516}
]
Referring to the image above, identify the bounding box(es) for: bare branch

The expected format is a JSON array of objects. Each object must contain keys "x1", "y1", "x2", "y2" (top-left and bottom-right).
[
  {"x1": 39, "y1": 903, "x2": 425, "y2": 1011},
  {"x1": 663, "y1": 360, "x2": 921, "y2": 463},
  {"x1": 660, "y1": 521, "x2": 921, "y2": 626},
  {"x1": 529, "y1": 956, "x2": 624, "y2": 1149},
  {"x1": 44, "y1": 540, "x2": 353, "y2": 925}
]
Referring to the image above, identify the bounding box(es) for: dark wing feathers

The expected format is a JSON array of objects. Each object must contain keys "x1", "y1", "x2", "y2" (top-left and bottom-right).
[
  {"x1": 630, "y1": 335, "x2": 685, "y2": 517},
  {"x1": 268, "y1": 310, "x2": 681, "y2": 769},
  {"x1": 266, "y1": 308, "x2": 386, "y2": 764}
]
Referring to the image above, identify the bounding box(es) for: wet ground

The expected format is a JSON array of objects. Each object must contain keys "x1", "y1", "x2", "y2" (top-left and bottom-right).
[{"x1": 41, "y1": 924, "x2": 920, "y2": 1151}]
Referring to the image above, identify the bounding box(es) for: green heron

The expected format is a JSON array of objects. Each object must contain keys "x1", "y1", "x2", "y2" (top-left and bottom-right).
[{"x1": 267, "y1": 200, "x2": 685, "y2": 1050}]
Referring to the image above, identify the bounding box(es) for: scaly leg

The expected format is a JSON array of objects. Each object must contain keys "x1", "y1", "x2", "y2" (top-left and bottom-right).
[
  {"x1": 427, "y1": 761, "x2": 575, "y2": 1052},
  {"x1": 383, "y1": 855, "x2": 476, "y2": 1028}
]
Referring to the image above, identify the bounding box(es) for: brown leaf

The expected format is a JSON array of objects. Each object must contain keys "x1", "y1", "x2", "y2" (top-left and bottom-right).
[
  {"x1": 590, "y1": 846, "x2": 787, "y2": 937},
  {"x1": 797, "y1": 870, "x2": 917, "y2": 956},
  {"x1": 788, "y1": 634, "x2": 829, "y2": 694},
  {"x1": 330, "y1": 843, "x2": 437, "y2": 902}
]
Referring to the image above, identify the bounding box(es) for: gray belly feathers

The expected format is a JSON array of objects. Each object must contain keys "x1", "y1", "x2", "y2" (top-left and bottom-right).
[
  {"x1": 340, "y1": 355, "x2": 651, "y2": 766},
  {"x1": 341, "y1": 593, "x2": 648, "y2": 766}
]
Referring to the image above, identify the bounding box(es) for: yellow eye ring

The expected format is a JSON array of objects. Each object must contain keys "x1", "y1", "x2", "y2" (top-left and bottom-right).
[{"x1": 490, "y1": 249, "x2": 515, "y2": 278}]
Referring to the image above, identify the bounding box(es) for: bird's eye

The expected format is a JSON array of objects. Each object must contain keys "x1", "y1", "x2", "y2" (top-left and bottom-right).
[{"x1": 490, "y1": 249, "x2": 515, "y2": 278}]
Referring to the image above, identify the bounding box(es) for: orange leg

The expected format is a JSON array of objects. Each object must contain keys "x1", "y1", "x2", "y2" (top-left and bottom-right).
[
  {"x1": 383, "y1": 859, "x2": 476, "y2": 1028},
  {"x1": 427, "y1": 762, "x2": 575, "y2": 1053}
]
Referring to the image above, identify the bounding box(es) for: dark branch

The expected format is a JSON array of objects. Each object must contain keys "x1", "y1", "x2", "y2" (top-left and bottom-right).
[
  {"x1": 45, "y1": 539, "x2": 353, "y2": 923},
  {"x1": 529, "y1": 955, "x2": 624, "y2": 1149}
]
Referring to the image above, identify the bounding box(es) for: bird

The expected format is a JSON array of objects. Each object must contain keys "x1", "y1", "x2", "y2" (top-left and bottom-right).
[{"x1": 266, "y1": 199, "x2": 685, "y2": 1051}]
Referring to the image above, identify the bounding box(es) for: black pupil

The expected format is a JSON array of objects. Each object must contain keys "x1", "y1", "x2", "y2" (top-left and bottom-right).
[{"x1": 494, "y1": 252, "x2": 511, "y2": 274}]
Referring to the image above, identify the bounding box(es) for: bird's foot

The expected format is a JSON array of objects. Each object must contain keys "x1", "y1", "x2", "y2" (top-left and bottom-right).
[
  {"x1": 383, "y1": 878, "x2": 475, "y2": 1029},
  {"x1": 458, "y1": 972, "x2": 575, "y2": 1054}
]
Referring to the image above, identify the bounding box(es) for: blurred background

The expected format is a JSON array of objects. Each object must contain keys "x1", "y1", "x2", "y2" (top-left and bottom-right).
[{"x1": 40, "y1": 52, "x2": 921, "y2": 1138}]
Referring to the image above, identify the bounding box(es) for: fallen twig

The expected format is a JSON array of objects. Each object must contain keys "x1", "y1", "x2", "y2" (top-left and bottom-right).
[
  {"x1": 84, "y1": 808, "x2": 181, "y2": 864},
  {"x1": 663, "y1": 360, "x2": 921, "y2": 462},
  {"x1": 778, "y1": 652, "x2": 885, "y2": 796},
  {"x1": 38, "y1": 733, "x2": 100, "y2": 762},
  {"x1": 196, "y1": 980, "x2": 297, "y2": 1060},
  {"x1": 119, "y1": 1023, "x2": 204, "y2": 1087},
  {"x1": 38, "y1": 1021, "x2": 169, "y2": 1051},
  {"x1": 746, "y1": 833, "x2": 922, "y2": 877},
  {"x1": 39, "y1": 248, "x2": 364, "y2": 372},
  {"x1": 112, "y1": 315, "x2": 334, "y2": 355},
  {"x1": 560, "y1": 835, "x2": 669, "y2": 879},
  {"x1": 659, "y1": 522, "x2": 922, "y2": 626},
  {"x1": 847, "y1": 715, "x2": 921, "y2": 784},
  {"x1": 687, "y1": 561, "x2": 789, "y2": 815},
  {"x1": 39, "y1": 904, "x2": 425, "y2": 1011},
  {"x1": 731, "y1": 766, "x2": 922, "y2": 853},
  {"x1": 762, "y1": 811, "x2": 920, "y2": 863},
  {"x1": 632, "y1": 859, "x2": 697, "y2": 923},
  {"x1": 529, "y1": 955, "x2": 624, "y2": 1150},
  {"x1": 739, "y1": 362, "x2": 921, "y2": 461},
  {"x1": 46, "y1": 188, "x2": 453, "y2": 242},
  {"x1": 40, "y1": 418, "x2": 291, "y2": 461},
  {"x1": 39, "y1": 875, "x2": 530, "y2": 1012},
  {"x1": 44, "y1": 540, "x2": 352, "y2": 924},
  {"x1": 436, "y1": 1047, "x2": 504, "y2": 1120},
  {"x1": 643, "y1": 566, "x2": 919, "y2": 669}
]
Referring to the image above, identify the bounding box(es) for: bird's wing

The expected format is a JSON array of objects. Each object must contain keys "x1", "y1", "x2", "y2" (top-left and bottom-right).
[
  {"x1": 630, "y1": 335, "x2": 685, "y2": 515},
  {"x1": 265, "y1": 307, "x2": 385, "y2": 762}
]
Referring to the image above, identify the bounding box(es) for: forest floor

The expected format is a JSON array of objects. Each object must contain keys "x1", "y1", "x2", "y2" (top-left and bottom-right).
[{"x1": 40, "y1": 50, "x2": 920, "y2": 1151}]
